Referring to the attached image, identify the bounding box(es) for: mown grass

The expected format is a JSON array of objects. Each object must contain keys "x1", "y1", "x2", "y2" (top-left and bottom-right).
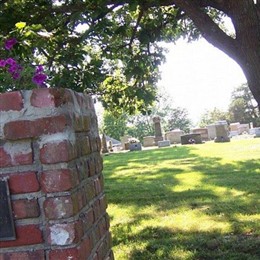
[{"x1": 103, "y1": 138, "x2": 260, "y2": 260}]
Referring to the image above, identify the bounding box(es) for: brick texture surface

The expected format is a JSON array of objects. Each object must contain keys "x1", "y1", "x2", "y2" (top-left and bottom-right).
[
  {"x1": 4, "y1": 115, "x2": 70, "y2": 140},
  {"x1": 12, "y1": 199, "x2": 40, "y2": 219},
  {"x1": 0, "y1": 89, "x2": 113, "y2": 259},
  {"x1": 0, "y1": 91, "x2": 23, "y2": 111}
]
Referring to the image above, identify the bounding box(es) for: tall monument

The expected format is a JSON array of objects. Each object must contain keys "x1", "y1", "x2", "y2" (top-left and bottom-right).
[{"x1": 153, "y1": 116, "x2": 163, "y2": 145}]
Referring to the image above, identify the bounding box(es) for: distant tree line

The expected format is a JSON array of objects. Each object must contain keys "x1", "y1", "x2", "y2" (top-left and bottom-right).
[
  {"x1": 199, "y1": 84, "x2": 260, "y2": 128},
  {"x1": 102, "y1": 84, "x2": 259, "y2": 141}
]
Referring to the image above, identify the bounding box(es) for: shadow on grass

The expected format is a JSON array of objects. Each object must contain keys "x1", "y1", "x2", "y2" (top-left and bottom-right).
[
  {"x1": 103, "y1": 144, "x2": 260, "y2": 259},
  {"x1": 128, "y1": 226, "x2": 260, "y2": 260}
]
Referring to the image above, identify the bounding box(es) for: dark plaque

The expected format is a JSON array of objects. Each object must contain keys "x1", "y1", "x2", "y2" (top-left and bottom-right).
[{"x1": 0, "y1": 179, "x2": 16, "y2": 241}]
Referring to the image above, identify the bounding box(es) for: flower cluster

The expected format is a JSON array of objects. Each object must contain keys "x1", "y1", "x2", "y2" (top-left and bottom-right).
[
  {"x1": 0, "y1": 37, "x2": 47, "y2": 87},
  {"x1": 32, "y1": 65, "x2": 47, "y2": 86},
  {"x1": 0, "y1": 57, "x2": 22, "y2": 80}
]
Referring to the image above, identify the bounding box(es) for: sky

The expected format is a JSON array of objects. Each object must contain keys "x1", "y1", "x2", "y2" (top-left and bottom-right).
[{"x1": 158, "y1": 38, "x2": 247, "y2": 125}]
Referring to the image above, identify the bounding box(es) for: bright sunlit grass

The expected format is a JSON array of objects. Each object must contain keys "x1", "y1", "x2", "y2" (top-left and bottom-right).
[{"x1": 103, "y1": 138, "x2": 260, "y2": 260}]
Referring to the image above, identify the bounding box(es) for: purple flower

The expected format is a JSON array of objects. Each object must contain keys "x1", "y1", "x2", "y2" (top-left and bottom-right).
[
  {"x1": 32, "y1": 73, "x2": 47, "y2": 86},
  {"x1": 0, "y1": 59, "x2": 6, "y2": 67},
  {"x1": 6, "y1": 58, "x2": 17, "y2": 66},
  {"x1": 8, "y1": 65, "x2": 18, "y2": 73},
  {"x1": 5, "y1": 38, "x2": 17, "y2": 50},
  {"x1": 12, "y1": 72, "x2": 20, "y2": 80},
  {"x1": 35, "y1": 65, "x2": 43, "y2": 73}
]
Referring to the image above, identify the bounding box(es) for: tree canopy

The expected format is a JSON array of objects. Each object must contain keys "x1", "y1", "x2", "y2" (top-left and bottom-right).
[
  {"x1": 1, "y1": 0, "x2": 260, "y2": 113},
  {"x1": 228, "y1": 84, "x2": 260, "y2": 126}
]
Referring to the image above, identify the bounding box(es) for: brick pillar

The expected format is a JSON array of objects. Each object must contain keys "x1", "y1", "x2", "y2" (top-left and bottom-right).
[{"x1": 0, "y1": 89, "x2": 113, "y2": 260}]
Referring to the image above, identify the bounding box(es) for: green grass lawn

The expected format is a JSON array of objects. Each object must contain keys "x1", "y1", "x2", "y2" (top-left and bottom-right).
[{"x1": 103, "y1": 138, "x2": 260, "y2": 260}]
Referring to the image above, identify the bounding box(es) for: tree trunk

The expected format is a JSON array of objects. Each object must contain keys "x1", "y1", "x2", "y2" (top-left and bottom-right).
[
  {"x1": 229, "y1": 1, "x2": 260, "y2": 110},
  {"x1": 239, "y1": 58, "x2": 260, "y2": 110}
]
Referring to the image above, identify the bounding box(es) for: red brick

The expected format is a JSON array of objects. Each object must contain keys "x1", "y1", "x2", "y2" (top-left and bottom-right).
[
  {"x1": 96, "y1": 155, "x2": 104, "y2": 173},
  {"x1": 92, "y1": 224, "x2": 102, "y2": 245},
  {"x1": 75, "y1": 93, "x2": 94, "y2": 111},
  {"x1": 105, "y1": 213, "x2": 111, "y2": 230},
  {"x1": 76, "y1": 190, "x2": 83, "y2": 211},
  {"x1": 76, "y1": 135, "x2": 91, "y2": 156},
  {"x1": 79, "y1": 235, "x2": 92, "y2": 259},
  {"x1": 0, "y1": 142, "x2": 32, "y2": 167},
  {"x1": 44, "y1": 196, "x2": 75, "y2": 220},
  {"x1": 76, "y1": 187, "x2": 87, "y2": 210},
  {"x1": 97, "y1": 239, "x2": 109, "y2": 260},
  {"x1": 99, "y1": 194, "x2": 108, "y2": 213},
  {"x1": 94, "y1": 177, "x2": 102, "y2": 195},
  {"x1": 30, "y1": 88, "x2": 73, "y2": 108},
  {"x1": 4, "y1": 115, "x2": 69, "y2": 140},
  {"x1": 98, "y1": 216, "x2": 108, "y2": 238},
  {"x1": 40, "y1": 140, "x2": 76, "y2": 164},
  {"x1": 0, "y1": 224, "x2": 43, "y2": 248},
  {"x1": 0, "y1": 250, "x2": 44, "y2": 260},
  {"x1": 75, "y1": 159, "x2": 87, "y2": 181},
  {"x1": 88, "y1": 158, "x2": 96, "y2": 176},
  {"x1": 85, "y1": 181, "x2": 95, "y2": 201},
  {"x1": 93, "y1": 200, "x2": 101, "y2": 222},
  {"x1": 41, "y1": 169, "x2": 78, "y2": 193},
  {"x1": 12, "y1": 199, "x2": 40, "y2": 219},
  {"x1": 49, "y1": 248, "x2": 80, "y2": 260},
  {"x1": 47, "y1": 221, "x2": 83, "y2": 246},
  {"x1": 0, "y1": 91, "x2": 23, "y2": 111},
  {"x1": 73, "y1": 115, "x2": 83, "y2": 132},
  {"x1": 81, "y1": 207, "x2": 94, "y2": 231},
  {"x1": 0, "y1": 146, "x2": 12, "y2": 167},
  {"x1": 96, "y1": 136, "x2": 102, "y2": 152},
  {"x1": 9, "y1": 171, "x2": 40, "y2": 194},
  {"x1": 82, "y1": 116, "x2": 91, "y2": 131},
  {"x1": 90, "y1": 137, "x2": 98, "y2": 152},
  {"x1": 13, "y1": 150, "x2": 33, "y2": 166},
  {"x1": 99, "y1": 174, "x2": 105, "y2": 190},
  {"x1": 73, "y1": 115, "x2": 91, "y2": 132}
]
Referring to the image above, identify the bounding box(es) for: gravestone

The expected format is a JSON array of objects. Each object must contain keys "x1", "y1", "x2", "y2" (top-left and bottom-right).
[
  {"x1": 158, "y1": 140, "x2": 171, "y2": 148},
  {"x1": 143, "y1": 136, "x2": 155, "y2": 147},
  {"x1": 230, "y1": 122, "x2": 240, "y2": 132},
  {"x1": 191, "y1": 128, "x2": 209, "y2": 141},
  {"x1": 165, "y1": 129, "x2": 184, "y2": 144},
  {"x1": 129, "y1": 142, "x2": 142, "y2": 151},
  {"x1": 181, "y1": 133, "x2": 202, "y2": 145},
  {"x1": 214, "y1": 124, "x2": 230, "y2": 142},
  {"x1": 254, "y1": 127, "x2": 260, "y2": 137},
  {"x1": 108, "y1": 140, "x2": 113, "y2": 152},
  {"x1": 153, "y1": 116, "x2": 163, "y2": 145},
  {"x1": 238, "y1": 123, "x2": 249, "y2": 134},
  {"x1": 101, "y1": 133, "x2": 109, "y2": 153},
  {"x1": 207, "y1": 124, "x2": 217, "y2": 140},
  {"x1": 120, "y1": 135, "x2": 131, "y2": 150}
]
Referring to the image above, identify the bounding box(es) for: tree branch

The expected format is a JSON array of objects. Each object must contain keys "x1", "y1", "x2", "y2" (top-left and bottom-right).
[
  {"x1": 170, "y1": 0, "x2": 239, "y2": 61},
  {"x1": 129, "y1": 7, "x2": 145, "y2": 48}
]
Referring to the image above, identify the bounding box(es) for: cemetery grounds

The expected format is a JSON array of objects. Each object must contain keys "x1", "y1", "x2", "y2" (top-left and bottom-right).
[{"x1": 103, "y1": 138, "x2": 260, "y2": 260}]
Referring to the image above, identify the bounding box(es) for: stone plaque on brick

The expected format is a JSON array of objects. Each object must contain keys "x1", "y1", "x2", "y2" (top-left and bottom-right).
[{"x1": 0, "y1": 179, "x2": 16, "y2": 241}]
